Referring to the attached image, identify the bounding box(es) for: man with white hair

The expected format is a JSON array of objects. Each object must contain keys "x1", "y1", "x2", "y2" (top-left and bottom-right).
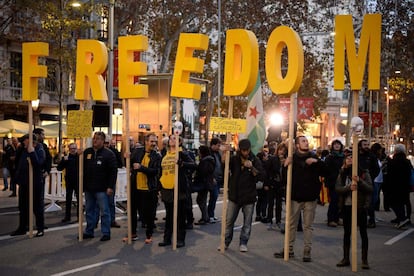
[{"x1": 384, "y1": 144, "x2": 413, "y2": 229}]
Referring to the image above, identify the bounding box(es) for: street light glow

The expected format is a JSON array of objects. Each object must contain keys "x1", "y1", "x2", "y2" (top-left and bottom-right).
[
  {"x1": 70, "y1": 2, "x2": 81, "y2": 8},
  {"x1": 270, "y1": 112, "x2": 284, "y2": 126}
]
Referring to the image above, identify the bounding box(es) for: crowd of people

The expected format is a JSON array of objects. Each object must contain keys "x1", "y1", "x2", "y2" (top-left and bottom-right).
[{"x1": 1, "y1": 131, "x2": 413, "y2": 270}]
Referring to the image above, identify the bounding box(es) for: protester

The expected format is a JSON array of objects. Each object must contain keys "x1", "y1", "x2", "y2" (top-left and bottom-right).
[
  {"x1": 255, "y1": 149, "x2": 269, "y2": 222},
  {"x1": 57, "y1": 143, "x2": 80, "y2": 223},
  {"x1": 159, "y1": 135, "x2": 195, "y2": 248},
  {"x1": 324, "y1": 139, "x2": 345, "y2": 227},
  {"x1": 82, "y1": 132, "x2": 117, "y2": 241},
  {"x1": 219, "y1": 139, "x2": 264, "y2": 253},
  {"x1": 105, "y1": 139, "x2": 123, "y2": 228},
  {"x1": 208, "y1": 137, "x2": 224, "y2": 223},
  {"x1": 336, "y1": 153, "x2": 373, "y2": 269},
  {"x1": 265, "y1": 142, "x2": 288, "y2": 230},
  {"x1": 1, "y1": 138, "x2": 13, "y2": 191},
  {"x1": 7, "y1": 137, "x2": 20, "y2": 197},
  {"x1": 11, "y1": 134, "x2": 45, "y2": 237},
  {"x1": 384, "y1": 144, "x2": 413, "y2": 229},
  {"x1": 126, "y1": 133, "x2": 161, "y2": 243},
  {"x1": 367, "y1": 143, "x2": 384, "y2": 228},
  {"x1": 193, "y1": 145, "x2": 215, "y2": 225},
  {"x1": 274, "y1": 136, "x2": 327, "y2": 262}
]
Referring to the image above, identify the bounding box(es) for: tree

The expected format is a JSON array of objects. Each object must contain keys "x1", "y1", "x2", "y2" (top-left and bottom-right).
[{"x1": 373, "y1": 0, "x2": 414, "y2": 140}]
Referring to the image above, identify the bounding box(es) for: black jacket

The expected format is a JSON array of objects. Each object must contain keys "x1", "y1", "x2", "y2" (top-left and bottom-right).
[
  {"x1": 130, "y1": 147, "x2": 161, "y2": 192},
  {"x1": 83, "y1": 146, "x2": 117, "y2": 193},
  {"x1": 291, "y1": 151, "x2": 327, "y2": 202},
  {"x1": 57, "y1": 153, "x2": 79, "y2": 188},
  {"x1": 228, "y1": 151, "x2": 264, "y2": 205},
  {"x1": 324, "y1": 151, "x2": 345, "y2": 189},
  {"x1": 193, "y1": 155, "x2": 215, "y2": 192}
]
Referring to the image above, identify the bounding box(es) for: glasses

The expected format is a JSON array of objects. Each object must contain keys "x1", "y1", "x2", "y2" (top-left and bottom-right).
[{"x1": 69, "y1": 147, "x2": 77, "y2": 150}]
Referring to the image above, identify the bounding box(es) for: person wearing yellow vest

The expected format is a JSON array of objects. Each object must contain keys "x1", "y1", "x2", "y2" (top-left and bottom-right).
[
  {"x1": 124, "y1": 133, "x2": 161, "y2": 244},
  {"x1": 158, "y1": 135, "x2": 196, "y2": 248}
]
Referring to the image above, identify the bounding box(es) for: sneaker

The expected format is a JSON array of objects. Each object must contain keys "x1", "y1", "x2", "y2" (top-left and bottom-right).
[
  {"x1": 100, "y1": 235, "x2": 110, "y2": 241},
  {"x1": 111, "y1": 221, "x2": 121, "y2": 228},
  {"x1": 239, "y1": 244, "x2": 248, "y2": 252},
  {"x1": 122, "y1": 234, "x2": 138, "y2": 242},
  {"x1": 396, "y1": 219, "x2": 409, "y2": 229},
  {"x1": 158, "y1": 241, "x2": 172, "y2": 247},
  {"x1": 327, "y1": 221, "x2": 338, "y2": 227},
  {"x1": 209, "y1": 217, "x2": 219, "y2": 223},
  {"x1": 217, "y1": 244, "x2": 229, "y2": 251},
  {"x1": 195, "y1": 219, "x2": 209, "y2": 225},
  {"x1": 82, "y1": 233, "x2": 94, "y2": 239},
  {"x1": 274, "y1": 251, "x2": 294, "y2": 258},
  {"x1": 302, "y1": 248, "x2": 312, "y2": 262},
  {"x1": 10, "y1": 229, "x2": 27, "y2": 236}
]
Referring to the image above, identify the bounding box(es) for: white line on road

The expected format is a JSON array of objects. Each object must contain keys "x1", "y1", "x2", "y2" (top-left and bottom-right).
[
  {"x1": 50, "y1": 258, "x2": 119, "y2": 276},
  {"x1": 384, "y1": 228, "x2": 414, "y2": 245}
]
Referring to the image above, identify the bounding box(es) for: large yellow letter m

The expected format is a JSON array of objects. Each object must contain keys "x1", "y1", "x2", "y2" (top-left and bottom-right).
[{"x1": 334, "y1": 14, "x2": 382, "y2": 91}]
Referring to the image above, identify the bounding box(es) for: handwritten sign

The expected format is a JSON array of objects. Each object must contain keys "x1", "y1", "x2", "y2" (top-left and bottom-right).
[
  {"x1": 67, "y1": 110, "x2": 93, "y2": 138},
  {"x1": 209, "y1": 117, "x2": 246, "y2": 133}
]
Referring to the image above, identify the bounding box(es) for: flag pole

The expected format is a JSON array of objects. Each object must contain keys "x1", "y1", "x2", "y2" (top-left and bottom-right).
[
  {"x1": 284, "y1": 92, "x2": 296, "y2": 260},
  {"x1": 351, "y1": 90, "x2": 359, "y2": 272},
  {"x1": 28, "y1": 101, "x2": 34, "y2": 238},
  {"x1": 219, "y1": 96, "x2": 233, "y2": 253},
  {"x1": 173, "y1": 98, "x2": 181, "y2": 250},
  {"x1": 123, "y1": 99, "x2": 132, "y2": 244},
  {"x1": 78, "y1": 101, "x2": 85, "y2": 241}
]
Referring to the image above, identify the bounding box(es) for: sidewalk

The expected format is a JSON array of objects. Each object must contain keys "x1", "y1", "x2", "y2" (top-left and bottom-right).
[{"x1": 0, "y1": 180, "x2": 18, "y2": 209}]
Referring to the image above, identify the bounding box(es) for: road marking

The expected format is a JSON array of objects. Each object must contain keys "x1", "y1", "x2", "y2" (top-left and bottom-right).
[
  {"x1": 384, "y1": 228, "x2": 414, "y2": 245},
  {"x1": 50, "y1": 259, "x2": 119, "y2": 276}
]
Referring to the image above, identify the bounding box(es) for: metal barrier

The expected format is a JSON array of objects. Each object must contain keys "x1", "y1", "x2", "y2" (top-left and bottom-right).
[{"x1": 44, "y1": 167, "x2": 128, "y2": 213}]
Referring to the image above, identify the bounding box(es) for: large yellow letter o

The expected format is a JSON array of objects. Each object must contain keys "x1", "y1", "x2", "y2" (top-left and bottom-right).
[{"x1": 266, "y1": 26, "x2": 303, "y2": 95}]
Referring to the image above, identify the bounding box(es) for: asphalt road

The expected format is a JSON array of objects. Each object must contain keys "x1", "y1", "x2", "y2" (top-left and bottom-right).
[{"x1": 0, "y1": 189, "x2": 413, "y2": 276}]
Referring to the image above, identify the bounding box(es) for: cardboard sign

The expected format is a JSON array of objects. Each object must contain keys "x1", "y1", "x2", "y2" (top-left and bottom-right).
[{"x1": 209, "y1": 117, "x2": 246, "y2": 133}]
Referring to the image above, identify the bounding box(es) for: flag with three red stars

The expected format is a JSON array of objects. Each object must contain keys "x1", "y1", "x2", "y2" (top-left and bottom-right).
[{"x1": 243, "y1": 75, "x2": 266, "y2": 155}]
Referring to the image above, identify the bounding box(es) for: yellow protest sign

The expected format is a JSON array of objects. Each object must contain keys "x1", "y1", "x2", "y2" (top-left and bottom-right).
[
  {"x1": 67, "y1": 110, "x2": 93, "y2": 138},
  {"x1": 209, "y1": 117, "x2": 246, "y2": 133}
]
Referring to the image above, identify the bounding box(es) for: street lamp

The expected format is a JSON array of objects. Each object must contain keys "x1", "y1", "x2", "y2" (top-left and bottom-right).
[{"x1": 31, "y1": 99, "x2": 40, "y2": 129}]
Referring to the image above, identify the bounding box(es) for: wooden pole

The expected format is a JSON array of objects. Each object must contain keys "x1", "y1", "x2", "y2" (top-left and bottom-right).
[
  {"x1": 172, "y1": 99, "x2": 181, "y2": 250},
  {"x1": 78, "y1": 101, "x2": 84, "y2": 241},
  {"x1": 28, "y1": 101, "x2": 34, "y2": 238},
  {"x1": 124, "y1": 99, "x2": 132, "y2": 244},
  {"x1": 351, "y1": 90, "x2": 359, "y2": 272},
  {"x1": 219, "y1": 97, "x2": 233, "y2": 253},
  {"x1": 284, "y1": 93, "x2": 296, "y2": 260}
]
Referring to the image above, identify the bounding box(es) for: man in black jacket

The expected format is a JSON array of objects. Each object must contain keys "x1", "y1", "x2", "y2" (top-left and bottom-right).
[
  {"x1": 222, "y1": 139, "x2": 264, "y2": 253},
  {"x1": 57, "y1": 143, "x2": 79, "y2": 223},
  {"x1": 274, "y1": 136, "x2": 327, "y2": 262},
  {"x1": 83, "y1": 132, "x2": 117, "y2": 241}
]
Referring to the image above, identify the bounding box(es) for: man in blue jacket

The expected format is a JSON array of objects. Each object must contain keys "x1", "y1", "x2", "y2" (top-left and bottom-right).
[
  {"x1": 11, "y1": 133, "x2": 45, "y2": 237},
  {"x1": 83, "y1": 132, "x2": 117, "y2": 241}
]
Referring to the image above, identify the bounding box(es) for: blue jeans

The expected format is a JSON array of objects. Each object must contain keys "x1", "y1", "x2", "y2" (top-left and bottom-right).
[
  {"x1": 368, "y1": 181, "x2": 381, "y2": 223},
  {"x1": 85, "y1": 191, "x2": 110, "y2": 236},
  {"x1": 224, "y1": 200, "x2": 254, "y2": 246},
  {"x1": 2, "y1": 167, "x2": 9, "y2": 189}
]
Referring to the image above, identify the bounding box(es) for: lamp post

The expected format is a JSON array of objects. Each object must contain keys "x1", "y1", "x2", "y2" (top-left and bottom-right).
[
  {"x1": 114, "y1": 108, "x2": 122, "y2": 150},
  {"x1": 385, "y1": 90, "x2": 394, "y2": 153},
  {"x1": 107, "y1": 0, "x2": 115, "y2": 137}
]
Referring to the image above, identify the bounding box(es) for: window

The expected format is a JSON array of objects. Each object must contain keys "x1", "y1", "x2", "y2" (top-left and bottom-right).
[{"x1": 10, "y1": 52, "x2": 22, "y2": 88}]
